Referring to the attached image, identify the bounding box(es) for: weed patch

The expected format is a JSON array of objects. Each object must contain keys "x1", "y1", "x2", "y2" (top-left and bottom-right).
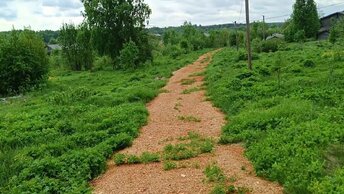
[
  {"x1": 182, "y1": 87, "x2": 202, "y2": 94},
  {"x1": 178, "y1": 115, "x2": 201, "y2": 122},
  {"x1": 206, "y1": 43, "x2": 344, "y2": 193}
]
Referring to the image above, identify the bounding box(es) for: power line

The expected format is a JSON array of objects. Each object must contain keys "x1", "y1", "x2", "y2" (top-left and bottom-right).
[{"x1": 257, "y1": 2, "x2": 344, "y2": 21}]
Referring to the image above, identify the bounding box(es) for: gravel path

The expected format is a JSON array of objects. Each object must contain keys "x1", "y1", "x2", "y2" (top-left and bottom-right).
[{"x1": 91, "y1": 51, "x2": 283, "y2": 194}]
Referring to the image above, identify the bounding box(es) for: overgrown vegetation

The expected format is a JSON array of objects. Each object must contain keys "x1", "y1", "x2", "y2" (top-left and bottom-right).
[
  {"x1": 206, "y1": 41, "x2": 344, "y2": 193},
  {"x1": 0, "y1": 50, "x2": 206, "y2": 193},
  {"x1": 0, "y1": 29, "x2": 48, "y2": 96}
]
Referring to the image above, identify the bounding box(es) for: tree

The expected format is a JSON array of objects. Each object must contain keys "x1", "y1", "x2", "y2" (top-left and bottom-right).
[
  {"x1": 81, "y1": 0, "x2": 152, "y2": 65},
  {"x1": 59, "y1": 23, "x2": 93, "y2": 71},
  {"x1": 329, "y1": 18, "x2": 344, "y2": 43},
  {"x1": 0, "y1": 29, "x2": 49, "y2": 96},
  {"x1": 291, "y1": 0, "x2": 320, "y2": 39}
]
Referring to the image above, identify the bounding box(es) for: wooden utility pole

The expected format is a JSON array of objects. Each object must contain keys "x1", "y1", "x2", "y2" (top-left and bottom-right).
[
  {"x1": 245, "y1": 0, "x2": 252, "y2": 70},
  {"x1": 262, "y1": 15, "x2": 266, "y2": 40},
  {"x1": 234, "y1": 21, "x2": 239, "y2": 51}
]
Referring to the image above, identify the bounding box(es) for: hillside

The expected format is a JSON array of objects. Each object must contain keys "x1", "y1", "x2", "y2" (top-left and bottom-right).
[{"x1": 206, "y1": 41, "x2": 344, "y2": 193}]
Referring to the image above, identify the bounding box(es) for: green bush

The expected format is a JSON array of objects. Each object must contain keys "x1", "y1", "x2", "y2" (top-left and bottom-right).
[
  {"x1": 206, "y1": 46, "x2": 344, "y2": 193},
  {"x1": 93, "y1": 55, "x2": 113, "y2": 71},
  {"x1": 0, "y1": 30, "x2": 49, "y2": 96},
  {"x1": 118, "y1": 40, "x2": 140, "y2": 69},
  {"x1": 303, "y1": 59, "x2": 316, "y2": 68},
  {"x1": 260, "y1": 39, "x2": 284, "y2": 53}
]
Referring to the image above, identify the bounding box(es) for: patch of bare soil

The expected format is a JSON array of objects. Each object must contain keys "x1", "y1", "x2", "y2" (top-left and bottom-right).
[{"x1": 91, "y1": 51, "x2": 283, "y2": 194}]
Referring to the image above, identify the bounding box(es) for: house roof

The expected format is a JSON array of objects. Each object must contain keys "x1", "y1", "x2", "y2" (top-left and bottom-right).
[
  {"x1": 321, "y1": 11, "x2": 344, "y2": 20},
  {"x1": 47, "y1": 44, "x2": 62, "y2": 50},
  {"x1": 266, "y1": 33, "x2": 285, "y2": 40}
]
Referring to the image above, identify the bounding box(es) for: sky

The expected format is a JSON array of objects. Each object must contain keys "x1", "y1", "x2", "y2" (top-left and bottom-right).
[{"x1": 0, "y1": 0, "x2": 343, "y2": 31}]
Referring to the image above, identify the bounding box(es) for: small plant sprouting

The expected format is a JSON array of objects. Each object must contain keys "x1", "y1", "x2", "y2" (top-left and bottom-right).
[
  {"x1": 114, "y1": 154, "x2": 126, "y2": 166},
  {"x1": 181, "y1": 78, "x2": 196, "y2": 85},
  {"x1": 163, "y1": 161, "x2": 178, "y2": 171},
  {"x1": 178, "y1": 115, "x2": 201, "y2": 122},
  {"x1": 140, "y1": 152, "x2": 160, "y2": 164},
  {"x1": 182, "y1": 87, "x2": 201, "y2": 94},
  {"x1": 204, "y1": 163, "x2": 226, "y2": 183}
]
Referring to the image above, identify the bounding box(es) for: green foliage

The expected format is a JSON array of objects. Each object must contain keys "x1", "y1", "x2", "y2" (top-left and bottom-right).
[
  {"x1": 329, "y1": 18, "x2": 344, "y2": 44},
  {"x1": 119, "y1": 40, "x2": 140, "y2": 69},
  {"x1": 127, "y1": 155, "x2": 141, "y2": 164},
  {"x1": 93, "y1": 55, "x2": 113, "y2": 71},
  {"x1": 0, "y1": 29, "x2": 49, "y2": 96},
  {"x1": 163, "y1": 161, "x2": 178, "y2": 171},
  {"x1": 0, "y1": 50, "x2": 206, "y2": 193},
  {"x1": 163, "y1": 132, "x2": 214, "y2": 161},
  {"x1": 310, "y1": 168, "x2": 344, "y2": 194},
  {"x1": 178, "y1": 115, "x2": 201, "y2": 122},
  {"x1": 140, "y1": 152, "x2": 160, "y2": 164},
  {"x1": 114, "y1": 154, "x2": 127, "y2": 165},
  {"x1": 291, "y1": 0, "x2": 320, "y2": 39},
  {"x1": 260, "y1": 39, "x2": 285, "y2": 53},
  {"x1": 204, "y1": 164, "x2": 226, "y2": 183},
  {"x1": 82, "y1": 0, "x2": 152, "y2": 64},
  {"x1": 206, "y1": 44, "x2": 344, "y2": 193},
  {"x1": 303, "y1": 59, "x2": 316, "y2": 68},
  {"x1": 59, "y1": 23, "x2": 93, "y2": 71}
]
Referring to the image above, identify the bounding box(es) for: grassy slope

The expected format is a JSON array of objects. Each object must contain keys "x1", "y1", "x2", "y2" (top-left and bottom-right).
[
  {"x1": 206, "y1": 42, "x2": 344, "y2": 193},
  {"x1": 0, "y1": 50, "x2": 208, "y2": 193}
]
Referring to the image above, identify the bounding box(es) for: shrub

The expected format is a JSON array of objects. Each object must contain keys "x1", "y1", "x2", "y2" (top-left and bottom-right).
[
  {"x1": 118, "y1": 40, "x2": 140, "y2": 69},
  {"x1": 0, "y1": 30, "x2": 49, "y2": 96},
  {"x1": 303, "y1": 59, "x2": 316, "y2": 68},
  {"x1": 163, "y1": 161, "x2": 177, "y2": 171},
  {"x1": 163, "y1": 44, "x2": 185, "y2": 58},
  {"x1": 204, "y1": 164, "x2": 226, "y2": 183},
  {"x1": 140, "y1": 152, "x2": 160, "y2": 164},
  {"x1": 260, "y1": 39, "x2": 284, "y2": 53},
  {"x1": 127, "y1": 155, "x2": 141, "y2": 164},
  {"x1": 114, "y1": 154, "x2": 126, "y2": 165},
  {"x1": 93, "y1": 55, "x2": 113, "y2": 71}
]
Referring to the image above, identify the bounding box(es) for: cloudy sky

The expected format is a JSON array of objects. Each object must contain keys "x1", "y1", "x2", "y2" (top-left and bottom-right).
[{"x1": 0, "y1": 0, "x2": 343, "y2": 31}]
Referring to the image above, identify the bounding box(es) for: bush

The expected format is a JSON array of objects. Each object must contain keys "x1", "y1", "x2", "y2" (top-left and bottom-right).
[
  {"x1": 260, "y1": 39, "x2": 284, "y2": 53},
  {"x1": 303, "y1": 59, "x2": 316, "y2": 68},
  {"x1": 118, "y1": 40, "x2": 140, "y2": 69},
  {"x1": 0, "y1": 30, "x2": 49, "y2": 96},
  {"x1": 163, "y1": 44, "x2": 185, "y2": 58},
  {"x1": 93, "y1": 55, "x2": 113, "y2": 71}
]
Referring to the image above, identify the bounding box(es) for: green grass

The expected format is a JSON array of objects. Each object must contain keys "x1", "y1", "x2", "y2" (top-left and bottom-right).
[
  {"x1": 206, "y1": 42, "x2": 344, "y2": 193},
  {"x1": 181, "y1": 78, "x2": 196, "y2": 85},
  {"x1": 178, "y1": 115, "x2": 201, "y2": 122},
  {"x1": 181, "y1": 87, "x2": 202, "y2": 94},
  {"x1": 0, "y1": 49, "x2": 208, "y2": 193},
  {"x1": 204, "y1": 164, "x2": 226, "y2": 183},
  {"x1": 163, "y1": 161, "x2": 178, "y2": 171},
  {"x1": 163, "y1": 132, "x2": 214, "y2": 161}
]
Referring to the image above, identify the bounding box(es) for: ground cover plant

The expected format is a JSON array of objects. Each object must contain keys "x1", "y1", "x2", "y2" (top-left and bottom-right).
[
  {"x1": 0, "y1": 50, "x2": 207, "y2": 193},
  {"x1": 112, "y1": 132, "x2": 214, "y2": 166},
  {"x1": 206, "y1": 41, "x2": 344, "y2": 193}
]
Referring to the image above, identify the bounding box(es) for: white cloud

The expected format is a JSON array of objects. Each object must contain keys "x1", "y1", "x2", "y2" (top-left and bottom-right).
[{"x1": 0, "y1": 0, "x2": 343, "y2": 31}]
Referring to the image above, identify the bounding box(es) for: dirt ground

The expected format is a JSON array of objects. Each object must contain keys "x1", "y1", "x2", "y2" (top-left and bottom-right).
[{"x1": 91, "y1": 51, "x2": 283, "y2": 194}]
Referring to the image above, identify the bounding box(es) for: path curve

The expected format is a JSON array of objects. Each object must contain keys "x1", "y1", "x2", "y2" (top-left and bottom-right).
[{"x1": 91, "y1": 51, "x2": 283, "y2": 194}]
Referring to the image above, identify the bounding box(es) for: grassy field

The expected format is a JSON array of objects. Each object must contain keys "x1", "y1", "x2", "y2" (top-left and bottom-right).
[
  {"x1": 206, "y1": 42, "x2": 344, "y2": 193},
  {"x1": 0, "y1": 50, "x2": 208, "y2": 193}
]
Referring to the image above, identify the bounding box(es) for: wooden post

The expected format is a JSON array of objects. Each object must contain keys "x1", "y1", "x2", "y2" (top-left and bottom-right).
[
  {"x1": 245, "y1": 0, "x2": 253, "y2": 70},
  {"x1": 262, "y1": 15, "x2": 266, "y2": 40},
  {"x1": 234, "y1": 21, "x2": 239, "y2": 51}
]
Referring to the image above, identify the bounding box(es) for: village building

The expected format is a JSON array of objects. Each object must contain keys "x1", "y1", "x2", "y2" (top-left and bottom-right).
[{"x1": 318, "y1": 11, "x2": 344, "y2": 40}]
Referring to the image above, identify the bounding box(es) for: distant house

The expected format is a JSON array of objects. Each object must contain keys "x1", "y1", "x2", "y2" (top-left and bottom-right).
[
  {"x1": 266, "y1": 33, "x2": 285, "y2": 40},
  {"x1": 318, "y1": 11, "x2": 344, "y2": 40},
  {"x1": 46, "y1": 44, "x2": 62, "y2": 54}
]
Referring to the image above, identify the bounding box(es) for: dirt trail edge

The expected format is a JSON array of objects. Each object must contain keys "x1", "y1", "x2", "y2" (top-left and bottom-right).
[{"x1": 91, "y1": 51, "x2": 283, "y2": 194}]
